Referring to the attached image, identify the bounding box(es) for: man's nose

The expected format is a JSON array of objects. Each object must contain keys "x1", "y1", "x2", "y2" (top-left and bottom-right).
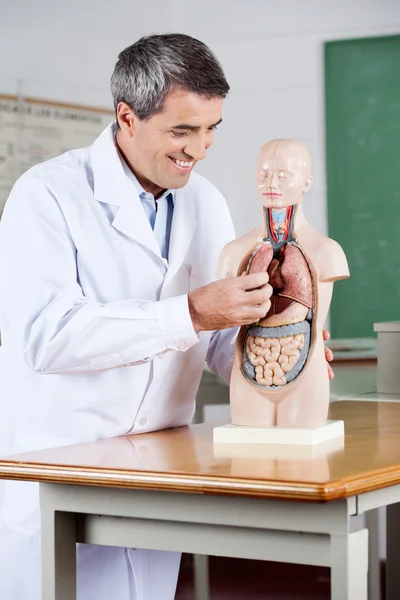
[{"x1": 184, "y1": 134, "x2": 207, "y2": 161}]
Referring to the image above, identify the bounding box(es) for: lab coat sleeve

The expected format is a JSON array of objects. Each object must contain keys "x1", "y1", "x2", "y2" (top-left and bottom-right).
[
  {"x1": 0, "y1": 174, "x2": 199, "y2": 374},
  {"x1": 205, "y1": 327, "x2": 238, "y2": 384}
]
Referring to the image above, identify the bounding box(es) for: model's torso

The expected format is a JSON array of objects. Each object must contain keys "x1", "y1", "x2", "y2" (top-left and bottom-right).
[{"x1": 218, "y1": 211, "x2": 334, "y2": 390}]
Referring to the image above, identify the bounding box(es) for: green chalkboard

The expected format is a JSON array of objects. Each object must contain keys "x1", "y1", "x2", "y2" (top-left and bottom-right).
[{"x1": 325, "y1": 35, "x2": 400, "y2": 338}]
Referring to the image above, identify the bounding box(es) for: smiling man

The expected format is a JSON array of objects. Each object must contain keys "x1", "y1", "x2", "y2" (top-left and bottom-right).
[
  {"x1": 116, "y1": 88, "x2": 223, "y2": 192},
  {"x1": 0, "y1": 34, "x2": 275, "y2": 600},
  {"x1": 0, "y1": 34, "x2": 334, "y2": 600}
]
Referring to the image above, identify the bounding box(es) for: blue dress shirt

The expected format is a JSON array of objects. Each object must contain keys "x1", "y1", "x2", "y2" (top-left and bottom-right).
[{"x1": 120, "y1": 156, "x2": 174, "y2": 261}]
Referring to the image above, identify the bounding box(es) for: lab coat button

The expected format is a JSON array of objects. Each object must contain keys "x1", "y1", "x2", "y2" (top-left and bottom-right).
[{"x1": 140, "y1": 417, "x2": 147, "y2": 426}]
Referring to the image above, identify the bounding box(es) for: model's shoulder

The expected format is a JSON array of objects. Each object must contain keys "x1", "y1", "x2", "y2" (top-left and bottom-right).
[
  {"x1": 319, "y1": 236, "x2": 349, "y2": 282},
  {"x1": 223, "y1": 228, "x2": 262, "y2": 252},
  {"x1": 235, "y1": 227, "x2": 262, "y2": 245},
  {"x1": 307, "y1": 227, "x2": 346, "y2": 258},
  {"x1": 299, "y1": 225, "x2": 349, "y2": 282},
  {"x1": 217, "y1": 228, "x2": 262, "y2": 278}
]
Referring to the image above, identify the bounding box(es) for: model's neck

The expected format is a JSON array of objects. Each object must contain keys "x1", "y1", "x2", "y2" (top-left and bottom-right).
[{"x1": 263, "y1": 204, "x2": 306, "y2": 243}]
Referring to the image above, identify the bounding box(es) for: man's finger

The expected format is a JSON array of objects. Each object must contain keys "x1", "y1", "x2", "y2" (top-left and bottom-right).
[
  {"x1": 244, "y1": 284, "x2": 273, "y2": 305},
  {"x1": 239, "y1": 271, "x2": 269, "y2": 291}
]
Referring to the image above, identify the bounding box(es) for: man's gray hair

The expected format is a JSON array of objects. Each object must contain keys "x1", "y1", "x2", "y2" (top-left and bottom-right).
[{"x1": 111, "y1": 33, "x2": 229, "y2": 121}]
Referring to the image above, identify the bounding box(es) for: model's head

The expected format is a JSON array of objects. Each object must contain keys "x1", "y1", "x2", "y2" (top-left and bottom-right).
[{"x1": 256, "y1": 139, "x2": 313, "y2": 209}]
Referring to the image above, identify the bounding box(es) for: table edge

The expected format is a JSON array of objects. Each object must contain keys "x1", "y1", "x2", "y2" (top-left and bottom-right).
[{"x1": 0, "y1": 460, "x2": 398, "y2": 502}]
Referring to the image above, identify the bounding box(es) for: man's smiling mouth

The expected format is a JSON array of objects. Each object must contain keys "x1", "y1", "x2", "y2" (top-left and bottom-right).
[{"x1": 168, "y1": 157, "x2": 194, "y2": 172}]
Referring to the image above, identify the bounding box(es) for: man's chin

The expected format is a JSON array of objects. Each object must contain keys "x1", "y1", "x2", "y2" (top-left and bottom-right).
[{"x1": 167, "y1": 173, "x2": 192, "y2": 189}]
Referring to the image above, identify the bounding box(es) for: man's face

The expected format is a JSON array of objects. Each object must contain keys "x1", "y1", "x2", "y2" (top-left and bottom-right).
[
  {"x1": 117, "y1": 90, "x2": 223, "y2": 197},
  {"x1": 256, "y1": 141, "x2": 312, "y2": 209}
]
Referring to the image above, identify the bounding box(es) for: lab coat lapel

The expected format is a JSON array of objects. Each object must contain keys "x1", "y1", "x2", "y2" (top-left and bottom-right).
[
  {"x1": 111, "y1": 187, "x2": 161, "y2": 258},
  {"x1": 91, "y1": 123, "x2": 161, "y2": 259},
  {"x1": 164, "y1": 185, "x2": 197, "y2": 285}
]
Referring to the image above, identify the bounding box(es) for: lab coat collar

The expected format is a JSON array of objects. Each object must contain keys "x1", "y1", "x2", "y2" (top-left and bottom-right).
[{"x1": 91, "y1": 123, "x2": 196, "y2": 273}]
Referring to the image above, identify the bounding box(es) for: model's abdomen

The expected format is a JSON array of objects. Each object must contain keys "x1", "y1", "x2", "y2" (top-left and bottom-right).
[{"x1": 240, "y1": 240, "x2": 314, "y2": 389}]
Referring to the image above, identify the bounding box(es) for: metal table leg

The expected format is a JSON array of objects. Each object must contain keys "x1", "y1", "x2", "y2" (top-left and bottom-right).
[
  {"x1": 386, "y1": 502, "x2": 400, "y2": 599},
  {"x1": 194, "y1": 554, "x2": 210, "y2": 600},
  {"x1": 41, "y1": 502, "x2": 77, "y2": 600},
  {"x1": 330, "y1": 529, "x2": 368, "y2": 600},
  {"x1": 366, "y1": 508, "x2": 381, "y2": 600}
]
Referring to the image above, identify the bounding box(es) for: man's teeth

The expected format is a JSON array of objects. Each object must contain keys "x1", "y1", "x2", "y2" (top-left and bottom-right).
[{"x1": 171, "y1": 158, "x2": 193, "y2": 168}]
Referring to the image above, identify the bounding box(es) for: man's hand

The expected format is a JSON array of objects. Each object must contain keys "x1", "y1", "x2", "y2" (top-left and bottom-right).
[
  {"x1": 323, "y1": 329, "x2": 334, "y2": 380},
  {"x1": 188, "y1": 272, "x2": 272, "y2": 333},
  {"x1": 189, "y1": 277, "x2": 334, "y2": 380}
]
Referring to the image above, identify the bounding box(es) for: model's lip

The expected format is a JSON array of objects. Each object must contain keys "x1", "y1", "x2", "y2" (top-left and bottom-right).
[{"x1": 263, "y1": 192, "x2": 282, "y2": 196}]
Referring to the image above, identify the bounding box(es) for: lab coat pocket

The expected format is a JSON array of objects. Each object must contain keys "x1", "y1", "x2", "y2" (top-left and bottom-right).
[{"x1": 1, "y1": 432, "x2": 76, "y2": 537}]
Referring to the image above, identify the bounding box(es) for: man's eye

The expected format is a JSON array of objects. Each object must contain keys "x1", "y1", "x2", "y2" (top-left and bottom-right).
[{"x1": 172, "y1": 130, "x2": 189, "y2": 137}]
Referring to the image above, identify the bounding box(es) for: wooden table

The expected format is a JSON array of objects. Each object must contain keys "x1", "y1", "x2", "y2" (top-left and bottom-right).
[{"x1": 1, "y1": 400, "x2": 400, "y2": 600}]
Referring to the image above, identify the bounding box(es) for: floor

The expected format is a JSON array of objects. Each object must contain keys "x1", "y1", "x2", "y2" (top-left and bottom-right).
[
  {"x1": 176, "y1": 555, "x2": 386, "y2": 600},
  {"x1": 176, "y1": 555, "x2": 331, "y2": 600}
]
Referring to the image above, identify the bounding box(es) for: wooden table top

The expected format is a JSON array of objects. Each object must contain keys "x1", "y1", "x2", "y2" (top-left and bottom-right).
[{"x1": 0, "y1": 401, "x2": 399, "y2": 502}]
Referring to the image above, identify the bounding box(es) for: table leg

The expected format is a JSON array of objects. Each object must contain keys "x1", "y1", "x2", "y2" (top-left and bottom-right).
[
  {"x1": 41, "y1": 508, "x2": 77, "y2": 600},
  {"x1": 193, "y1": 554, "x2": 210, "y2": 600},
  {"x1": 330, "y1": 529, "x2": 368, "y2": 600},
  {"x1": 386, "y1": 502, "x2": 400, "y2": 599},
  {"x1": 366, "y1": 508, "x2": 381, "y2": 600}
]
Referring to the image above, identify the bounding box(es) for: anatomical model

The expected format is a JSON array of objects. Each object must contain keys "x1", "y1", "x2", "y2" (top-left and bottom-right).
[{"x1": 217, "y1": 139, "x2": 349, "y2": 428}]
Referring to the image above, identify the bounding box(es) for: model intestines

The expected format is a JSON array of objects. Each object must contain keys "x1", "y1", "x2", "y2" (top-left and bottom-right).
[{"x1": 239, "y1": 206, "x2": 315, "y2": 388}]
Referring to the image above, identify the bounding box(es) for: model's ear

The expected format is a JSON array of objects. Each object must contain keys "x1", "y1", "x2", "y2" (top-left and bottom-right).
[
  {"x1": 116, "y1": 102, "x2": 138, "y2": 137},
  {"x1": 304, "y1": 174, "x2": 313, "y2": 193}
]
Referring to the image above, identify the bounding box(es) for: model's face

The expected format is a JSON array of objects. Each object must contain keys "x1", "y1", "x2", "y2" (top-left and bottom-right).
[
  {"x1": 116, "y1": 90, "x2": 223, "y2": 198},
  {"x1": 257, "y1": 142, "x2": 312, "y2": 209}
]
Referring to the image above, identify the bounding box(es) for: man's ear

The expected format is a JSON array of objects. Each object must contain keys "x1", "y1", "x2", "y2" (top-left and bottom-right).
[
  {"x1": 304, "y1": 174, "x2": 313, "y2": 193},
  {"x1": 116, "y1": 102, "x2": 137, "y2": 137}
]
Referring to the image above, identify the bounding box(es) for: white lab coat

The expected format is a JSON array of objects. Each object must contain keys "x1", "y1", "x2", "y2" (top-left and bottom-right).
[{"x1": 0, "y1": 123, "x2": 237, "y2": 599}]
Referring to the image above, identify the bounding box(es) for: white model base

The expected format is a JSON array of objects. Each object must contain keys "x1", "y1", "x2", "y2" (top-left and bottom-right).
[
  {"x1": 213, "y1": 420, "x2": 344, "y2": 446},
  {"x1": 213, "y1": 434, "x2": 344, "y2": 460}
]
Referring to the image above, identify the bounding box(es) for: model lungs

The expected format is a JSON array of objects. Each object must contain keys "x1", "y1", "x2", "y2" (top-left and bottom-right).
[{"x1": 240, "y1": 239, "x2": 314, "y2": 388}]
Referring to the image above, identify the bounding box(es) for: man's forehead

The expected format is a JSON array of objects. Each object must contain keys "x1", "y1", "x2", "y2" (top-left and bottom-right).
[{"x1": 159, "y1": 90, "x2": 223, "y2": 122}]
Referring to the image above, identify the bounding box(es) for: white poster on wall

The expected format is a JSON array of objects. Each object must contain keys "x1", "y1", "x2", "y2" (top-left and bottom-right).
[{"x1": 0, "y1": 94, "x2": 113, "y2": 214}]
